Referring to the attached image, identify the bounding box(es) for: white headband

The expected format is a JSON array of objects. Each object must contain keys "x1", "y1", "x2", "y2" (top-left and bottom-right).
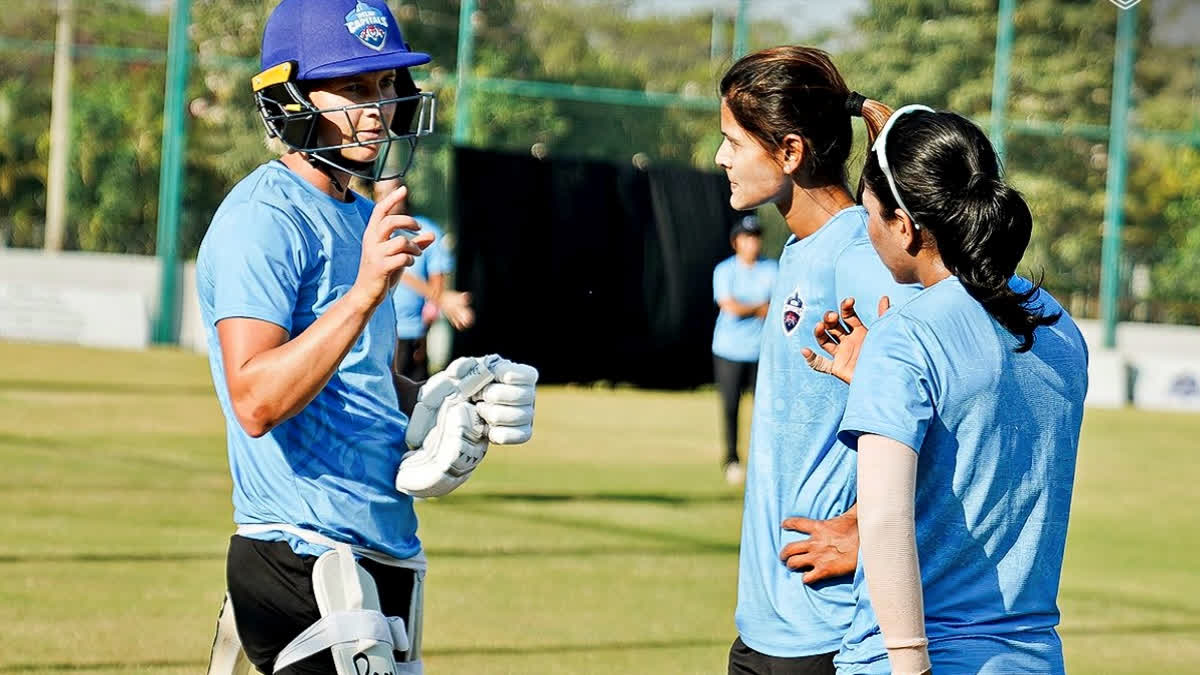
[{"x1": 870, "y1": 104, "x2": 934, "y2": 230}]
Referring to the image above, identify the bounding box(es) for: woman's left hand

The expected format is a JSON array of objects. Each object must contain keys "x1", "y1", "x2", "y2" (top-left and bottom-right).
[{"x1": 801, "y1": 296, "x2": 889, "y2": 384}]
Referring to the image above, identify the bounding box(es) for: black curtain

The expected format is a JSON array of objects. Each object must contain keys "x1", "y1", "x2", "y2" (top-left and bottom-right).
[{"x1": 452, "y1": 147, "x2": 741, "y2": 389}]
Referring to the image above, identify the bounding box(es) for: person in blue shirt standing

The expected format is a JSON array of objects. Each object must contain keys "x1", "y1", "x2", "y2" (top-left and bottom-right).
[
  {"x1": 714, "y1": 46, "x2": 917, "y2": 674},
  {"x1": 390, "y1": 214, "x2": 475, "y2": 380},
  {"x1": 712, "y1": 214, "x2": 777, "y2": 484},
  {"x1": 801, "y1": 107, "x2": 1087, "y2": 675},
  {"x1": 197, "y1": 2, "x2": 537, "y2": 673},
  {"x1": 374, "y1": 180, "x2": 476, "y2": 381}
]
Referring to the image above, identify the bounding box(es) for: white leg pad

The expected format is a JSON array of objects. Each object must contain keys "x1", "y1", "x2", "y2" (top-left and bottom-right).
[
  {"x1": 206, "y1": 593, "x2": 255, "y2": 675},
  {"x1": 273, "y1": 545, "x2": 409, "y2": 674}
]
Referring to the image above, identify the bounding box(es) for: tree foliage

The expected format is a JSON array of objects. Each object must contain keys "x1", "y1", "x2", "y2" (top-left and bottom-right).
[{"x1": 0, "y1": 0, "x2": 1197, "y2": 322}]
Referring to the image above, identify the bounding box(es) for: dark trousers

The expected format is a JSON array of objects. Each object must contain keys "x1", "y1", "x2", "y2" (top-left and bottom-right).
[
  {"x1": 395, "y1": 336, "x2": 429, "y2": 382},
  {"x1": 714, "y1": 355, "x2": 758, "y2": 465},
  {"x1": 226, "y1": 536, "x2": 418, "y2": 675},
  {"x1": 728, "y1": 636, "x2": 837, "y2": 675}
]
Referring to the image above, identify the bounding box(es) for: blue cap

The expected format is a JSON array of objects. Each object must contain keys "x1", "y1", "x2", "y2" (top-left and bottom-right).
[
  {"x1": 261, "y1": 0, "x2": 432, "y2": 81},
  {"x1": 730, "y1": 214, "x2": 762, "y2": 239}
]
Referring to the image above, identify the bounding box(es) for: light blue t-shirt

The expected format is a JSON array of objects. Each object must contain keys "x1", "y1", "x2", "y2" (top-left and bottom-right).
[
  {"x1": 392, "y1": 216, "x2": 453, "y2": 340},
  {"x1": 712, "y1": 255, "x2": 778, "y2": 363},
  {"x1": 196, "y1": 160, "x2": 420, "y2": 560},
  {"x1": 736, "y1": 206, "x2": 918, "y2": 657},
  {"x1": 834, "y1": 277, "x2": 1087, "y2": 674}
]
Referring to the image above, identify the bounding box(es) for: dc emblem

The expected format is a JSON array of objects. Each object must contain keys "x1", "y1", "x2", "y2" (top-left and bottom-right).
[
  {"x1": 345, "y1": 2, "x2": 389, "y2": 51},
  {"x1": 782, "y1": 289, "x2": 805, "y2": 336}
]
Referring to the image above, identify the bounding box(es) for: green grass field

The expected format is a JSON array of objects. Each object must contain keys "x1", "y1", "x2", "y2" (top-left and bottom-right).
[{"x1": 1, "y1": 340, "x2": 1198, "y2": 674}]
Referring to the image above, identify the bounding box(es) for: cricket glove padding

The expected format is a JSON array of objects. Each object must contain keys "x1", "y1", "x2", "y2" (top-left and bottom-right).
[
  {"x1": 404, "y1": 355, "x2": 499, "y2": 451},
  {"x1": 395, "y1": 396, "x2": 488, "y2": 498},
  {"x1": 474, "y1": 357, "x2": 538, "y2": 445}
]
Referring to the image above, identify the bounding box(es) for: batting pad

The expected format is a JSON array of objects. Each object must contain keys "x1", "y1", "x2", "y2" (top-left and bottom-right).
[
  {"x1": 205, "y1": 594, "x2": 254, "y2": 675},
  {"x1": 273, "y1": 547, "x2": 410, "y2": 674}
]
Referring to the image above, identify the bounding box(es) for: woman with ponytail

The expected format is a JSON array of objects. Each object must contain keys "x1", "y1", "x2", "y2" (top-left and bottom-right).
[
  {"x1": 714, "y1": 46, "x2": 917, "y2": 674},
  {"x1": 802, "y1": 107, "x2": 1088, "y2": 674}
]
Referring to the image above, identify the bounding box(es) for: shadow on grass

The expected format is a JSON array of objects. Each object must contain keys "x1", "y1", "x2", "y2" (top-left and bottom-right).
[
  {"x1": 425, "y1": 636, "x2": 729, "y2": 657},
  {"x1": 1059, "y1": 622, "x2": 1200, "y2": 636},
  {"x1": 447, "y1": 501, "x2": 740, "y2": 554},
  {"x1": 0, "y1": 660, "x2": 204, "y2": 672},
  {"x1": 441, "y1": 491, "x2": 742, "y2": 506},
  {"x1": 0, "y1": 551, "x2": 223, "y2": 564},
  {"x1": 0, "y1": 379, "x2": 213, "y2": 397},
  {"x1": 1060, "y1": 586, "x2": 1200, "y2": 617}
]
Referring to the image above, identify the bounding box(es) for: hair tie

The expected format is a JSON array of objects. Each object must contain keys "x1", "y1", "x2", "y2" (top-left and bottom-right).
[{"x1": 844, "y1": 91, "x2": 867, "y2": 118}]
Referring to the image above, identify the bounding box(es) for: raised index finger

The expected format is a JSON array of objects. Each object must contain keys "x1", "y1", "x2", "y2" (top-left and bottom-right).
[{"x1": 369, "y1": 185, "x2": 409, "y2": 236}]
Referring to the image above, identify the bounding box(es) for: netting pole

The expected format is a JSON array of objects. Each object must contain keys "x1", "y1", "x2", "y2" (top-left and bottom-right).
[
  {"x1": 1099, "y1": 5, "x2": 1137, "y2": 348},
  {"x1": 153, "y1": 0, "x2": 192, "y2": 345},
  {"x1": 710, "y1": 9, "x2": 725, "y2": 62},
  {"x1": 453, "y1": 0, "x2": 477, "y2": 144},
  {"x1": 989, "y1": 0, "x2": 1014, "y2": 162},
  {"x1": 1099, "y1": 5, "x2": 1137, "y2": 350},
  {"x1": 732, "y1": 0, "x2": 749, "y2": 59},
  {"x1": 44, "y1": 0, "x2": 73, "y2": 253}
]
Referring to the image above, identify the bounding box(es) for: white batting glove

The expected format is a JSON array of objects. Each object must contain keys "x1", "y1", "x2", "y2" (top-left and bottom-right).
[
  {"x1": 395, "y1": 355, "x2": 538, "y2": 497},
  {"x1": 473, "y1": 357, "x2": 538, "y2": 445},
  {"x1": 395, "y1": 396, "x2": 488, "y2": 498},
  {"x1": 404, "y1": 355, "x2": 498, "y2": 450}
]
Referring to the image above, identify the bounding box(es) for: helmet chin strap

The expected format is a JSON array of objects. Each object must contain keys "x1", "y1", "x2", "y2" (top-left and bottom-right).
[{"x1": 305, "y1": 150, "x2": 378, "y2": 197}]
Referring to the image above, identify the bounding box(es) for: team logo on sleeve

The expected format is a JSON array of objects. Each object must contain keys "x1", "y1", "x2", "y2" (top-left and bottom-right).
[
  {"x1": 782, "y1": 288, "x2": 805, "y2": 336},
  {"x1": 344, "y1": 2, "x2": 389, "y2": 51}
]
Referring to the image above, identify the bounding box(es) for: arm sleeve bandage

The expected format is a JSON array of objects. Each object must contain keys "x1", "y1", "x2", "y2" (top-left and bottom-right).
[{"x1": 857, "y1": 433, "x2": 931, "y2": 675}]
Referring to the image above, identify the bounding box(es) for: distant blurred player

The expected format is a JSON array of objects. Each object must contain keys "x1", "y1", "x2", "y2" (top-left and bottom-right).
[
  {"x1": 714, "y1": 47, "x2": 917, "y2": 674},
  {"x1": 805, "y1": 106, "x2": 1086, "y2": 675},
  {"x1": 197, "y1": 2, "x2": 537, "y2": 673},
  {"x1": 711, "y1": 214, "x2": 776, "y2": 484},
  {"x1": 373, "y1": 179, "x2": 475, "y2": 381}
]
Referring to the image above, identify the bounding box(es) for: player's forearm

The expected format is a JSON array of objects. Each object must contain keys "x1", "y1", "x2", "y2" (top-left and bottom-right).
[
  {"x1": 428, "y1": 274, "x2": 446, "y2": 303},
  {"x1": 718, "y1": 299, "x2": 765, "y2": 318},
  {"x1": 857, "y1": 434, "x2": 931, "y2": 675},
  {"x1": 400, "y1": 272, "x2": 436, "y2": 301},
  {"x1": 234, "y1": 291, "x2": 377, "y2": 435}
]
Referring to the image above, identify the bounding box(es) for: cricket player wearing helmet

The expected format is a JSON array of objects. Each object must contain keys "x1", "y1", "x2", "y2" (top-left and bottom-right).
[{"x1": 197, "y1": 2, "x2": 537, "y2": 673}]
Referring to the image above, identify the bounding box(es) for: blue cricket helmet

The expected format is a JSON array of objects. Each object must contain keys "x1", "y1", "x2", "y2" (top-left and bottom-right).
[
  {"x1": 261, "y1": 0, "x2": 431, "y2": 80},
  {"x1": 251, "y1": 0, "x2": 436, "y2": 182}
]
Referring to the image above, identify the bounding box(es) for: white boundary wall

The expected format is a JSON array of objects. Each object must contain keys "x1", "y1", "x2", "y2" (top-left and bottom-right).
[
  {"x1": 0, "y1": 249, "x2": 206, "y2": 352},
  {"x1": 2, "y1": 249, "x2": 1198, "y2": 410}
]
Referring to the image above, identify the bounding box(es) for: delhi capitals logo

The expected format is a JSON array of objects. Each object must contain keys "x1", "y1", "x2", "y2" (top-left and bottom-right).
[
  {"x1": 782, "y1": 289, "x2": 805, "y2": 336},
  {"x1": 345, "y1": 2, "x2": 389, "y2": 51}
]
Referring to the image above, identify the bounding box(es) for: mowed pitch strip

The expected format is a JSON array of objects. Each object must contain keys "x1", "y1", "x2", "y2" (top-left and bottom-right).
[{"x1": 0, "y1": 341, "x2": 1196, "y2": 674}]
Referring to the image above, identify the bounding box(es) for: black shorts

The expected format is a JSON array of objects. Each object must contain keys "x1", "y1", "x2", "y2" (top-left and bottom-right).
[
  {"x1": 728, "y1": 636, "x2": 837, "y2": 675},
  {"x1": 394, "y1": 336, "x2": 429, "y2": 381},
  {"x1": 226, "y1": 535, "x2": 419, "y2": 675}
]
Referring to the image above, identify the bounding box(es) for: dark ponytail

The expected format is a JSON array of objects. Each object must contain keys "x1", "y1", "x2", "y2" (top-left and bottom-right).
[
  {"x1": 719, "y1": 46, "x2": 886, "y2": 187},
  {"x1": 862, "y1": 111, "x2": 1060, "y2": 352}
]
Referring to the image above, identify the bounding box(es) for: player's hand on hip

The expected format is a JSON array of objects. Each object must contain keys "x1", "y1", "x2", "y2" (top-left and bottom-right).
[
  {"x1": 779, "y1": 510, "x2": 860, "y2": 584},
  {"x1": 801, "y1": 296, "x2": 887, "y2": 384},
  {"x1": 350, "y1": 185, "x2": 435, "y2": 310}
]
